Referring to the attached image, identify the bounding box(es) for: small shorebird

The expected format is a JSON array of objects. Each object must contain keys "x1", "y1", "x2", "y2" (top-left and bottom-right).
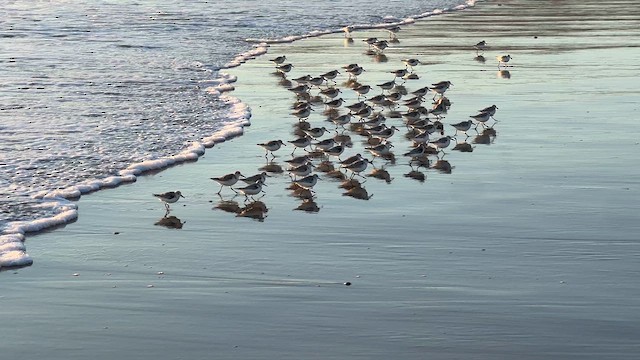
[
  {"x1": 474, "y1": 40, "x2": 487, "y2": 52},
  {"x1": 257, "y1": 139, "x2": 286, "y2": 158},
  {"x1": 308, "y1": 76, "x2": 324, "y2": 87},
  {"x1": 340, "y1": 153, "x2": 364, "y2": 166},
  {"x1": 377, "y1": 80, "x2": 396, "y2": 92},
  {"x1": 450, "y1": 120, "x2": 474, "y2": 136},
  {"x1": 330, "y1": 114, "x2": 352, "y2": 128},
  {"x1": 363, "y1": 37, "x2": 378, "y2": 49},
  {"x1": 341, "y1": 158, "x2": 372, "y2": 179},
  {"x1": 285, "y1": 155, "x2": 311, "y2": 167},
  {"x1": 430, "y1": 81, "x2": 453, "y2": 98},
  {"x1": 373, "y1": 40, "x2": 389, "y2": 53},
  {"x1": 390, "y1": 69, "x2": 408, "y2": 80},
  {"x1": 342, "y1": 25, "x2": 354, "y2": 38},
  {"x1": 353, "y1": 84, "x2": 371, "y2": 98},
  {"x1": 288, "y1": 136, "x2": 312, "y2": 154},
  {"x1": 428, "y1": 136, "x2": 454, "y2": 153},
  {"x1": 469, "y1": 112, "x2": 492, "y2": 128},
  {"x1": 288, "y1": 162, "x2": 314, "y2": 179},
  {"x1": 479, "y1": 104, "x2": 499, "y2": 119},
  {"x1": 402, "y1": 58, "x2": 421, "y2": 71},
  {"x1": 411, "y1": 86, "x2": 431, "y2": 98},
  {"x1": 153, "y1": 191, "x2": 184, "y2": 212},
  {"x1": 324, "y1": 97, "x2": 344, "y2": 109},
  {"x1": 240, "y1": 172, "x2": 270, "y2": 185},
  {"x1": 320, "y1": 87, "x2": 341, "y2": 99},
  {"x1": 269, "y1": 55, "x2": 286, "y2": 65},
  {"x1": 323, "y1": 144, "x2": 345, "y2": 159},
  {"x1": 365, "y1": 143, "x2": 394, "y2": 158},
  {"x1": 288, "y1": 84, "x2": 309, "y2": 96},
  {"x1": 211, "y1": 171, "x2": 243, "y2": 195},
  {"x1": 345, "y1": 65, "x2": 365, "y2": 79},
  {"x1": 314, "y1": 138, "x2": 336, "y2": 151},
  {"x1": 236, "y1": 180, "x2": 266, "y2": 200},
  {"x1": 303, "y1": 126, "x2": 329, "y2": 139},
  {"x1": 496, "y1": 54, "x2": 512, "y2": 68},
  {"x1": 292, "y1": 106, "x2": 313, "y2": 120},
  {"x1": 276, "y1": 63, "x2": 294, "y2": 74},
  {"x1": 293, "y1": 174, "x2": 320, "y2": 190},
  {"x1": 370, "y1": 125, "x2": 399, "y2": 140},
  {"x1": 321, "y1": 70, "x2": 340, "y2": 83}
]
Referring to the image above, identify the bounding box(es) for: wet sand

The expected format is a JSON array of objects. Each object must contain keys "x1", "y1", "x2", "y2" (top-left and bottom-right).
[{"x1": 3, "y1": 1, "x2": 640, "y2": 359}]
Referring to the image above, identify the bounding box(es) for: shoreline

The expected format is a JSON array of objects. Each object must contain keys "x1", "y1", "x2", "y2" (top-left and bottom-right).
[
  {"x1": 4, "y1": 1, "x2": 640, "y2": 359},
  {"x1": 1, "y1": 0, "x2": 480, "y2": 270}
]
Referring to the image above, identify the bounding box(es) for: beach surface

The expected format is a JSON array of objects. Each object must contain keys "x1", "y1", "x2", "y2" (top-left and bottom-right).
[{"x1": 3, "y1": 1, "x2": 640, "y2": 359}]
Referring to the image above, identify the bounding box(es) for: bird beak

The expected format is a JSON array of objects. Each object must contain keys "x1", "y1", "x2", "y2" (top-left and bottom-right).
[{"x1": 180, "y1": 195, "x2": 185, "y2": 198}]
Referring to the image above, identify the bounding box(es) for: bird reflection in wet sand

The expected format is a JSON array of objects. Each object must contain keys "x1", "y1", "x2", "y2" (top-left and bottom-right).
[
  {"x1": 154, "y1": 215, "x2": 184, "y2": 229},
  {"x1": 474, "y1": 55, "x2": 486, "y2": 63},
  {"x1": 259, "y1": 161, "x2": 284, "y2": 174},
  {"x1": 473, "y1": 128, "x2": 497, "y2": 145},
  {"x1": 432, "y1": 159, "x2": 453, "y2": 174},
  {"x1": 295, "y1": 198, "x2": 320, "y2": 213},
  {"x1": 498, "y1": 70, "x2": 511, "y2": 79},
  {"x1": 368, "y1": 167, "x2": 393, "y2": 183},
  {"x1": 404, "y1": 170, "x2": 426, "y2": 183},
  {"x1": 214, "y1": 199, "x2": 242, "y2": 214},
  {"x1": 341, "y1": 179, "x2": 373, "y2": 200},
  {"x1": 452, "y1": 141, "x2": 474, "y2": 152},
  {"x1": 236, "y1": 200, "x2": 268, "y2": 222}
]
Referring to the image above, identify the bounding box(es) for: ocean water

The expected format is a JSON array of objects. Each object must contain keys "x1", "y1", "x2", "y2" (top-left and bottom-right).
[{"x1": 0, "y1": 1, "x2": 476, "y2": 268}]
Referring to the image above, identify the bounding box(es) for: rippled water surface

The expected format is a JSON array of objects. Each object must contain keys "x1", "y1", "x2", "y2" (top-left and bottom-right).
[{"x1": 0, "y1": 0, "x2": 468, "y2": 231}]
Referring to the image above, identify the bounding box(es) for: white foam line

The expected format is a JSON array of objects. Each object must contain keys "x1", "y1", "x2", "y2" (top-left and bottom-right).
[
  {"x1": 2, "y1": 70, "x2": 253, "y2": 268},
  {"x1": 245, "y1": 0, "x2": 478, "y2": 45}
]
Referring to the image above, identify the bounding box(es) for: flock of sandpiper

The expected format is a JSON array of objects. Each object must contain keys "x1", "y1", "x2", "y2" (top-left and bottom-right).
[{"x1": 153, "y1": 29, "x2": 510, "y2": 224}]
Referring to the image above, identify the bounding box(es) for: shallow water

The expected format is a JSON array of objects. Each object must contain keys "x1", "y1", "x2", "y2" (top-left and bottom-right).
[
  {"x1": 2, "y1": 0, "x2": 640, "y2": 359},
  {"x1": 0, "y1": 0, "x2": 472, "y2": 268}
]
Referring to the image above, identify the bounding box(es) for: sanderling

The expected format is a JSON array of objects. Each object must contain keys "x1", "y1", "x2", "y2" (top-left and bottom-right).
[
  {"x1": 324, "y1": 97, "x2": 344, "y2": 109},
  {"x1": 474, "y1": 40, "x2": 487, "y2": 52},
  {"x1": 285, "y1": 155, "x2": 311, "y2": 167},
  {"x1": 258, "y1": 139, "x2": 286, "y2": 158},
  {"x1": 340, "y1": 153, "x2": 364, "y2": 166},
  {"x1": 386, "y1": 92, "x2": 403, "y2": 102},
  {"x1": 240, "y1": 172, "x2": 270, "y2": 185},
  {"x1": 450, "y1": 120, "x2": 474, "y2": 136},
  {"x1": 288, "y1": 162, "x2": 314, "y2": 179},
  {"x1": 402, "y1": 58, "x2": 421, "y2": 71},
  {"x1": 320, "y1": 87, "x2": 342, "y2": 99},
  {"x1": 303, "y1": 126, "x2": 329, "y2": 139},
  {"x1": 363, "y1": 37, "x2": 378, "y2": 48},
  {"x1": 469, "y1": 112, "x2": 492, "y2": 128},
  {"x1": 342, "y1": 158, "x2": 372, "y2": 178},
  {"x1": 403, "y1": 144, "x2": 429, "y2": 158},
  {"x1": 291, "y1": 75, "x2": 311, "y2": 84},
  {"x1": 153, "y1": 191, "x2": 185, "y2": 212},
  {"x1": 352, "y1": 106, "x2": 373, "y2": 119},
  {"x1": 211, "y1": 171, "x2": 243, "y2": 195},
  {"x1": 276, "y1": 63, "x2": 294, "y2": 74},
  {"x1": 479, "y1": 104, "x2": 498, "y2": 119},
  {"x1": 270, "y1": 55, "x2": 287, "y2": 65},
  {"x1": 496, "y1": 54, "x2": 512, "y2": 68},
  {"x1": 411, "y1": 129, "x2": 430, "y2": 144},
  {"x1": 293, "y1": 174, "x2": 320, "y2": 190},
  {"x1": 390, "y1": 69, "x2": 408, "y2": 80},
  {"x1": 323, "y1": 144, "x2": 345, "y2": 159},
  {"x1": 411, "y1": 86, "x2": 431, "y2": 98},
  {"x1": 429, "y1": 102, "x2": 448, "y2": 119},
  {"x1": 314, "y1": 138, "x2": 336, "y2": 151},
  {"x1": 370, "y1": 125, "x2": 399, "y2": 140},
  {"x1": 342, "y1": 25, "x2": 354, "y2": 38},
  {"x1": 321, "y1": 69, "x2": 340, "y2": 82},
  {"x1": 308, "y1": 76, "x2": 325, "y2": 87},
  {"x1": 288, "y1": 136, "x2": 312, "y2": 155},
  {"x1": 366, "y1": 143, "x2": 394, "y2": 158},
  {"x1": 292, "y1": 107, "x2": 313, "y2": 121},
  {"x1": 353, "y1": 84, "x2": 371, "y2": 98},
  {"x1": 430, "y1": 81, "x2": 453, "y2": 98},
  {"x1": 428, "y1": 136, "x2": 454, "y2": 153},
  {"x1": 330, "y1": 114, "x2": 352, "y2": 128},
  {"x1": 288, "y1": 84, "x2": 309, "y2": 96},
  {"x1": 373, "y1": 40, "x2": 389, "y2": 52},
  {"x1": 377, "y1": 80, "x2": 396, "y2": 92},
  {"x1": 345, "y1": 65, "x2": 365, "y2": 79},
  {"x1": 236, "y1": 180, "x2": 266, "y2": 200}
]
